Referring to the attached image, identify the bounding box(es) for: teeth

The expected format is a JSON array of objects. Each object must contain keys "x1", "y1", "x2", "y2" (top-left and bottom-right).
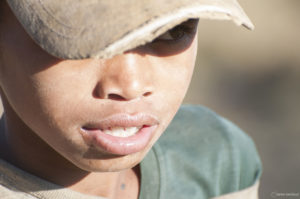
[{"x1": 103, "y1": 127, "x2": 140, "y2": 137}]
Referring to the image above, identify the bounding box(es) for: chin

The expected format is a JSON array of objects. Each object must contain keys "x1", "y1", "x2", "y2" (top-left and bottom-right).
[{"x1": 68, "y1": 150, "x2": 145, "y2": 172}]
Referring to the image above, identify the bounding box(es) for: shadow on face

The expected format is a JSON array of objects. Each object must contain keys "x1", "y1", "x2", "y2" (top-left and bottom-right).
[{"x1": 0, "y1": 0, "x2": 198, "y2": 77}]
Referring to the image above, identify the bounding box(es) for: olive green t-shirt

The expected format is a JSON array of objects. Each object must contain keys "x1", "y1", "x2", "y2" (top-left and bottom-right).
[
  {"x1": 0, "y1": 105, "x2": 262, "y2": 199},
  {"x1": 139, "y1": 105, "x2": 262, "y2": 199}
]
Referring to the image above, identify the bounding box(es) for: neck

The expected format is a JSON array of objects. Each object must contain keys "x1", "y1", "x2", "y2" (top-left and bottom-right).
[{"x1": 0, "y1": 98, "x2": 140, "y2": 199}]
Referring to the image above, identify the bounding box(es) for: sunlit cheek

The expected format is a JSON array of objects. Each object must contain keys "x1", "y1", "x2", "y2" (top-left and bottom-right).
[
  {"x1": 149, "y1": 42, "x2": 197, "y2": 130},
  {"x1": 169, "y1": 39, "x2": 197, "y2": 96},
  {"x1": 182, "y1": 37, "x2": 198, "y2": 90}
]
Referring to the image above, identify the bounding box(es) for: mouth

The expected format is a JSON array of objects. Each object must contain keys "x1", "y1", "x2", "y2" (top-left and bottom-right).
[
  {"x1": 85, "y1": 126, "x2": 147, "y2": 138},
  {"x1": 80, "y1": 113, "x2": 159, "y2": 155}
]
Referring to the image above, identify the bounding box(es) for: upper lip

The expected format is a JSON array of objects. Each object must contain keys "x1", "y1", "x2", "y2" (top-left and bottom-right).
[{"x1": 82, "y1": 113, "x2": 159, "y2": 130}]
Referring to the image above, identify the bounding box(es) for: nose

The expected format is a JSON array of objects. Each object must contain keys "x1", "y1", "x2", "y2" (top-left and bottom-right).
[{"x1": 93, "y1": 53, "x2": 154, "y2": 101}]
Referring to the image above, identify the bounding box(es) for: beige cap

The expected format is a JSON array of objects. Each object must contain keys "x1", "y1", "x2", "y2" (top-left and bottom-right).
[{"x1": 6, "y1": 0, "x2": 253, "y2": 59}]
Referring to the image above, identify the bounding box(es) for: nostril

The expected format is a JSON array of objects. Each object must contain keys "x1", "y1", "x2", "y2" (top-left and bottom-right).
[
  {"x1": 143, "y1": 92, "x2": 152, "y2": 97},
  {"x1": 108, "y1": 92, "x2": 152, "y2": 100},
  {"x1": 108, "y1": 94, "x2": 126, "y2": 101}
]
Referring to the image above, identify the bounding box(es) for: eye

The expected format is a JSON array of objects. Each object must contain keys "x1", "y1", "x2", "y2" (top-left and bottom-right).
[
  {"x1": 157, "y1": 26, "x2": 186, "y2": 41},
  {"x1": 154, "y1": 19, "x2": 199, "y2": 42},
  {"x1": 142, "y1": 19, "x2": 199, "y2": 56}
]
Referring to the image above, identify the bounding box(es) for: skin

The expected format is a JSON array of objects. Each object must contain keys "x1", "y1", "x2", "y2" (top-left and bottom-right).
[{"x1": 0, "y1": 1, "x2": 198, "y2": 199}]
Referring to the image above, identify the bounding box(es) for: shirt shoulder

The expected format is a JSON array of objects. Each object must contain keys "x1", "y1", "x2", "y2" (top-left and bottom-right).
[
  {"x1": 153, "y1": 105, "x2": 262, "y2": 198},
  {"x1": 0, "y1": 159, "x2": 105, "y2": 199},
  {"x1": 0, "y1": 184, "x2": 35, "y2": 199}
]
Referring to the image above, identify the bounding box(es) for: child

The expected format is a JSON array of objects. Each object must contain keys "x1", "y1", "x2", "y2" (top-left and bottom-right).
[{"x1": 0, "y1": 0, "x2": 262, "y2": 198}]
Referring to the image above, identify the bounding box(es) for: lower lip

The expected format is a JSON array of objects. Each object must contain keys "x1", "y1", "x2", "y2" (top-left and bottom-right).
[{"x1": 81, "y1": 125, "x2": 158, "y2": 155}]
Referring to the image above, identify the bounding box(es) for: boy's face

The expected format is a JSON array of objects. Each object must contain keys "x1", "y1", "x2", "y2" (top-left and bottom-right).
[{"x1": 0, "y1": 5, "x2": 198, "y2": 172}]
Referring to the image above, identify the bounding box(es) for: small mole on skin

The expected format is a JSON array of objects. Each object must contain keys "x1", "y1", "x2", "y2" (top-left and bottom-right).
[{"x1": 121, "y1": 183, "x2": 126, "y2": 190}]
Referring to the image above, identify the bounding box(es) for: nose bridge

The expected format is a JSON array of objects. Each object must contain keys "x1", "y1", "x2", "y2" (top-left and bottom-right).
[
  {"x1": 116, "y1": 53, "x2": 141, "y2": 85},
  {"x1": 97, "y1": 53, "x2": 153, "y2": 100}
]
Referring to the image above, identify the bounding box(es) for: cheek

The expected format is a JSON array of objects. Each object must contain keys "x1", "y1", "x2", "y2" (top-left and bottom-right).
[
  {"x1": 0, "y1": 58, "x2": 93, "y2": 152},
  {"x1": 28, "y1": 64, "x2": 96, "y2": 134},
  {"x1": 150, "y1": 39, "x2": 197, "y2": 131},
  {"x1": 156, "y1": 41, "x2": 197, "y2": 105}
]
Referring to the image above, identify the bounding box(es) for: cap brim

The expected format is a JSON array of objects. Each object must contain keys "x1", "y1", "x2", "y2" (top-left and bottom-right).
[{"x1": 7, "y1": 0, "x2": 254, "y2": 59}]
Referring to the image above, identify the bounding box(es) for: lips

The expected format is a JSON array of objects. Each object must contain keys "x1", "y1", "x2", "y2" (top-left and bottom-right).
[{"x1": 80, "y1": 113, "x2": 159, "y2": 155}]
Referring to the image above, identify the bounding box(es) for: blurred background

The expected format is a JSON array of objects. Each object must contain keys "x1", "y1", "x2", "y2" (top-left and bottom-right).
[
  {"x1": 184, "y1": 0, "x2": 300, "y2": 198},
  {"x1": 0, "y1": 0, "x2": 299, "y2": 198}
]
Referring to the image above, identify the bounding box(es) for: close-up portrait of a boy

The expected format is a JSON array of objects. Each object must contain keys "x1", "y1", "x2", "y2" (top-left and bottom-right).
[{"x1": 0, "y1": 0, "x2": 262, "y2": 199}]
